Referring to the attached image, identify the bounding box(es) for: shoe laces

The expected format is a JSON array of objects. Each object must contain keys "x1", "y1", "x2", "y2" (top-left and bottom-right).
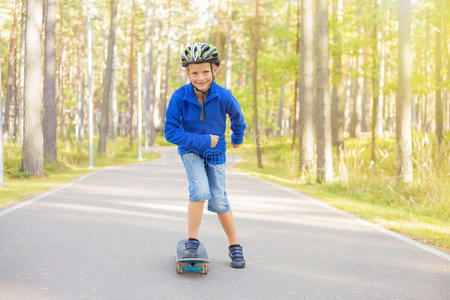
[
  {"x1": 185, "y1": 239, "x2": 200, "y2": 250},
  {"x1": 229, "y1": 245, "x2": 244, "y2": 259}
]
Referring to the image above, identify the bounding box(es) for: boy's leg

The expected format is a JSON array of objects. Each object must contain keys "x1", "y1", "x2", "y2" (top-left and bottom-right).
[
  {"x1": 205, "y1": 162, "x2": 246, "y2": 268},
  {"x1": 181, "y1": 153, "x2": 211, "y2": 240},
  {"x1": 205, "y1": 162, "x2": 239, "y2": 245},
  {"x1": 188, "y1": 200, "x2": 205, "y2": 240},
  {"x1": 217, "y1": 210, "x2": 239, "y2": 246}
]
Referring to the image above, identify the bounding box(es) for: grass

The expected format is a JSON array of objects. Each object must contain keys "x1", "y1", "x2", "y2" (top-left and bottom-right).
[
  {"x1": 0, "y1": 136, "x2": 163, "y2": 208},
  {"x1": 228, "y1": 133, "x2": 450, "y2": 253}
]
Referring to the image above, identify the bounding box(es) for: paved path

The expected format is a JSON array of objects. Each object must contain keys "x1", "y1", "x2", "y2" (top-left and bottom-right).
[{"x1": 0, "y1": 147, "x2": 449, "y2": 300}]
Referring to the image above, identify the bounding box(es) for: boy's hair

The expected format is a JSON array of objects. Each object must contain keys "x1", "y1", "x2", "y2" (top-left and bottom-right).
[{"x1": 181, "y1": 43, "x2": 220, "y2": 68}]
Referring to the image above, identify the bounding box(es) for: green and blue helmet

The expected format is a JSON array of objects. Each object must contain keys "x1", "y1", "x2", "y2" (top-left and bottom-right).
[{"x1": 181, "y1": 42, "x2": 220, "y2": 67}]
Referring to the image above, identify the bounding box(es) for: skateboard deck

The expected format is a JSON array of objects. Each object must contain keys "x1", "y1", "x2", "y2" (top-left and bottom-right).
[{"x1": 176, "y1": 239, "x2": 209, "y2": 274}]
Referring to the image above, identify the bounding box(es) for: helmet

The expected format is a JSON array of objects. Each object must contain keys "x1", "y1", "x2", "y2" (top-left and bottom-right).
[{"x1": 181, "y1": 42, "x2": 220, "y2": 67}]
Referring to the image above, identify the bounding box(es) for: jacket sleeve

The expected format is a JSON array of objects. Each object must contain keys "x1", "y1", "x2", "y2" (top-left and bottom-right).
[
  {"x1": 226, "y1": 91, "x2": 246, "y2": 145},
  {"x1": 164, "y1": 92, "x2": 211, "y2": 153}
]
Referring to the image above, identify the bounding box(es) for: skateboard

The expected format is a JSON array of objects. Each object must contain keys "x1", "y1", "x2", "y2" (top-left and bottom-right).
[{"x1": 176, "y1": 239, "x2": 209, "y2": 274}]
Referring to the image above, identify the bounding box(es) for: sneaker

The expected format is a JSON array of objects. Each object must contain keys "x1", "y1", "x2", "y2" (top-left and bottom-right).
[
  {"x1": 182, "y1": 238, "x2": 200, "y2": 259},
  {"x1": 229, "y1": 244, "x2": 246, "y2": 269}
]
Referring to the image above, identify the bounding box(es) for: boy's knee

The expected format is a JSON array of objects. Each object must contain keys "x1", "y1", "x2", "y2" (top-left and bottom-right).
[
  {"x1": 189, "y1": 180, "x2": 211, "y2": 202},
  {"x1": 208, "y1": 195, "x2": 230, "y2": 213}
]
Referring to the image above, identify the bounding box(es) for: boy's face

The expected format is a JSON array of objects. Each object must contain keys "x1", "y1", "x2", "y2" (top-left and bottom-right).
[{"x1": 186, "y1": 63, "x2": 218, "y2": 92}]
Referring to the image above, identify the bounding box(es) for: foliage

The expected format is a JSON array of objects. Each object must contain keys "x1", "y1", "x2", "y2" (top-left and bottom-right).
[{"x1": 229, "y1": 134, "x2": 450, "y2": 251}]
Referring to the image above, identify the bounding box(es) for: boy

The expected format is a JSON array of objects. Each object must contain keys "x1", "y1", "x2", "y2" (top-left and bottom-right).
[{"x1": 164, "y1": 42, "x2": 246, "y2": 269}]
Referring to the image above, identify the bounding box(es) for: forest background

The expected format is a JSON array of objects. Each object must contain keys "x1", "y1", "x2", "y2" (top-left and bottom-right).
[{"x1": 0, "y1": 0, "x2": 449, "y2": 252}]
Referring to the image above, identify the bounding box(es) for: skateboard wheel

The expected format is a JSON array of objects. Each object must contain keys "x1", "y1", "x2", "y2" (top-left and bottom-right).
[
  {"x1": 202, "y1": 265, "x2": 208, "y2": 274},
  {"x1": 177, "y1": 264, "x2": 183, "y2": 274}
]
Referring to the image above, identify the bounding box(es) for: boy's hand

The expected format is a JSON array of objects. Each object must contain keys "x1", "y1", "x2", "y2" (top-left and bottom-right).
[
  {"x1": 210, "y1": 134, "x2": 219, "y2": 148},
  {"x1": 231, "y1": 143, "x2": 242, "y2": 148}
]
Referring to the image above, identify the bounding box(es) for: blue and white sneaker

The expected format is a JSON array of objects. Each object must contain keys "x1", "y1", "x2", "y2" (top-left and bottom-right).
[
  {"x1": 182, "y1": 238, "x2": 200, "y2": 259},
  {"x1": 229, "y1": 244, "x2": 246, "y2": 269}
]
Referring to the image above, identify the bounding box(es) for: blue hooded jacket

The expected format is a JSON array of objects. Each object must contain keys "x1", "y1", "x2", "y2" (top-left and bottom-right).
[{"x1": 164, "y1": 81, "x2": 246, "y2": 164}]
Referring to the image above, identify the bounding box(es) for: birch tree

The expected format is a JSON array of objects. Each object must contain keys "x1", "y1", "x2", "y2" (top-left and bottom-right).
[
  {"x1": 43, "y1": 0, "x2": 57, "y2": 163},
  {"x1": 22, "y1": 0, "x2": 44, "y2": 176},
  {"x1": 316, "y1": 0, "x2": 333, "y2": 183},
  {"x1": 98, "y1": 0, "x2": 118, "y2": 156},
  {"x1": 253, "y1": 0, "x2": 262, "y2": 168},
  {"x1": 396, "y1": 0, "x2": 413, "y2": 182},
  {"x1": 298, "y1": 0, "x2": 314, "y2": 173}
]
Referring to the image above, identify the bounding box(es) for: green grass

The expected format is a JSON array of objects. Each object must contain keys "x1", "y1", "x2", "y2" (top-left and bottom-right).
[
  {"x1": 228, "y1": 134, "x2": 450, "y2": 253},
  {"x1": 0, "y1": 136, "x2": 164, "y2": 208}
]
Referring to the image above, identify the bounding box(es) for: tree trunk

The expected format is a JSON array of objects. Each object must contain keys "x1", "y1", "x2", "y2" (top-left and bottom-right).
[
  {"x1": 276, "y1": 2, "x2": 291, "y2": 137},
  {"x1": 446, "y1": 22, "x2": 450, "y2": 132},
  {"x1": 111, "y1": 44, "x2": 117, "y2": 139},
  {"x1": 253, "y1": 0, "x2": 263, "y2": 168},
  {"x1": 224, "y1": 0, "x2": 232, "y2": 89},
  {"x1": 298, "y1": 0, "x2": 315, "y2": 173},
  {"x1": 75, "y1": 0, "x2": 83, "y2": 143},
  {"x1": 98, "y1": 0, "x2": 118, "y2": 156},
  {"x1": 147, "y1": 4, "x2": 156, "y2": 146},
  {"x1": 143, "y1": 0, "x2": 150, "y2": 146},
  {"x1": 0, "y1": 38, "x2": 3, "y2": 186},
  {"x1": 435, "y1": 0, "x2": 443, "y2": 147},
  {"x1": 349, "y1": 53, "x2": 362, "y2": 138},
  {"x1": 3, "y1": 0, "x2": 20, "y2": 142},
  {"x1": 17, "y1": 0, "x2": 27, "y2": 144},
  {"x1": 315, "y1": 0, "x2": 333, "y2": 183},
  {"x1": 58, "y1": 1, "x2": 65, "y2": 140},
  {"x1": 331, "y1": 0, "x2": 344, "y2": 149},
  {"x1": 22, "y1": 0, "x2": 44, "y2": 177},
  {"x1": 370, "y1": 0, "x2": 378, "y2": 164},
  {"x1": 13, "y1": 44, "x2": 19, "y2": 142},
  {"x1": 361, "y1": 47, "x2": 369, "y2": 132},
  {"x1": 43, "y1": 0, "x2": 57, "y2": 164},
  {"x1": 161, "y1": 1, "x2": 172, "y2": 137},
  {"x1": 423, "y1": 24, "x2": 431, "y2": 132},
  {"x1": 216, "y1": 0, "x2": 222, "y2": 57},
  {"x1": 396, "y1": 0, "x2": 413, "y2": 183},
  {"x1": 154, "y1": 21, "x2": 163, "y2": 132},
  {"x1": 377, "y1": 29, "x2": 386, "y2": 136},
  {"x1": 129, "y1": 0, "x2": 136, "y2": 146},
  {"x1": 291, "y1": 0, "x2": 301, "y2": 150}
]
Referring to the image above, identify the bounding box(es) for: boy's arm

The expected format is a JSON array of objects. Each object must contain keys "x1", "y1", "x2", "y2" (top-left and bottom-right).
[
  {"x1": 227, "y1": 92, "x2": 246, "y2": 146},
  {"x1": 164, "y1": 93, "x2": 211, "y2": 152}
]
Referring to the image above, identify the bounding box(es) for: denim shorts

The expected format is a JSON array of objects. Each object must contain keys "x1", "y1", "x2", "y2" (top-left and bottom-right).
[{"x1": 180, "y1": 153, "x2": 230, "y2": 213}]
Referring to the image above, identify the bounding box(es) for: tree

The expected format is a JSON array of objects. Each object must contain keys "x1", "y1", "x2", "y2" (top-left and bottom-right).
[
  {"x1": 98, "y1": 0, "x2": 118, "y2": 156},
  {"x1": 75, "y1": 0, "x2": 83, "y2": 143},
  {"x1": 396, "y1": 0, "x2": 413, "y2": 183},
  {"x1": 1, "y1": 38, "x2": 4, "y2": 187},
  {"x1": 22, "y1": 0, "x2": 44, "y2": 177},
  {"x1": 331, "y1": 0, "x2": 344, "y2": 150},
  {"x1": 315, "y1": 0, "x2": 333, "y2": 183},
  {"x1": 276, "y1": 2, "x2": 291, "y2": 137},
  {"x1": 145, "y1": 2, "x2": 157, "y2": 146},
  {"x1": 3, "y1": 0, "x2": 19, "y2": 141},
  {"x1": 253, "y1": 0, "x2": 262, "y2": 168},
  {"x1": 435, "y1": 0, "x2": 443, "y2": 148},
  {"x1": 43, "y1": 0, "x2": 57, "y2": 164},
  {"x1": 298, "y1": 0, "x2": 314, "y2": 173},
  {"x1": 291, "y1": 0, "x2": 301, "y2": 150},
  {"x1": 224, "y1": 0, "x2": 232, "y2": 89},
  {"x1": 161, "y1": 0, "x2": 172, "y2": 137},
  {"x1": 128, "y1": 0, "x2": 136, "y2": 146},
  {"x1": 370, "y1": 0, "x2": 379, "y2": 164}
]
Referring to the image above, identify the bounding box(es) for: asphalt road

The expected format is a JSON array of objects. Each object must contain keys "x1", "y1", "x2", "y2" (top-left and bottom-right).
[{"x1": 0, "y1": 147, "x2": 449, "y2": 300}]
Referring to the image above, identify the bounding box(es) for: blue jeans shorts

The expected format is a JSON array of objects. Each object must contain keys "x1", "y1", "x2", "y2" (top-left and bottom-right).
[{"x1": 180, "y1": 153, "x2": 230, "y2": 213}]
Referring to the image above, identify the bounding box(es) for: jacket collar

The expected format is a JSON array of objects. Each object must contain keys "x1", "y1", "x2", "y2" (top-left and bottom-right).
[{"x1": 183, "y1": 81, "x2": 219, "y2": 107}]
